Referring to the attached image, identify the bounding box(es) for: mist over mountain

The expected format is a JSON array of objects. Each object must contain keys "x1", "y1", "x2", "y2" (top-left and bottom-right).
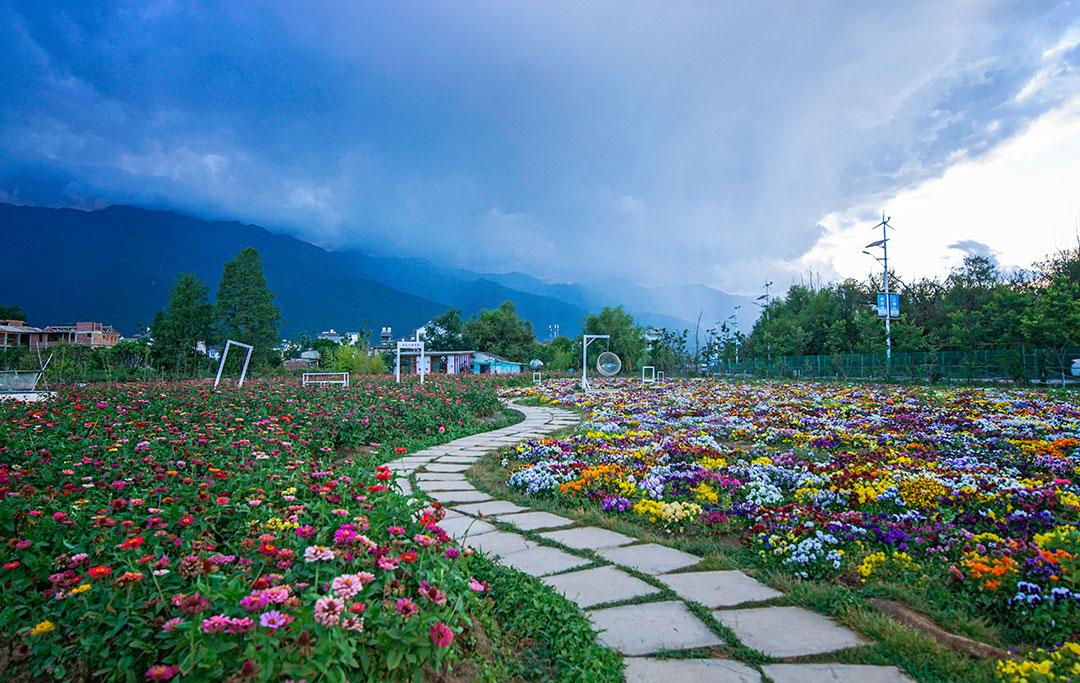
[{"x1": 2, "y1": 203, "x2": 752, "y2": 341}]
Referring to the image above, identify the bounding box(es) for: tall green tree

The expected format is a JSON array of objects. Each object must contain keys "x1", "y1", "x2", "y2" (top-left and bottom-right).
[
  {"x1": 583, "y1": 306, "x2": 645, "y2": 371},
  {"x1": 151, "y1": 273, "x2": 215, "y2": 376},
  {"x1": 1022, "y1": 279, "x2": 1080, "y2": 384},
  {"x1": 464, "y1": 301, "x2": 535, "y2": 361},
  {"x1": 0, "y1": 304, "x2": 26, "y2": 321},
  {"x1": 216, "y1": 248, "x2": 281, "y2": 365},
  {"x1": 422, "y1": 308, "x2": 473, "y2": 350}
]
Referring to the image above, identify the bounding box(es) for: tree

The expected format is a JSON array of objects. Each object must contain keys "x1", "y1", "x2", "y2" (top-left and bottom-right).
[
  {"x1": 423, "y1": 308, "x2": 473, "y2": 350},
  {"x1": 583, "y1": 306, "x2": 645, "y2": 372},
  {"x1": 464, "y1": 301, "x2": 535, "y2": 361},
  {"x1": 332, "y1": 344, "x2": 386, "y2": 375},
  {"x1": 216, "y1": 248, "x2": 281, "y2": 365},
  {"x1": 151, "y1": 273, "x2": 214, "y2": 376},
  {"x1": 0, "y1": 304, "x2": 26, "y2": 321},
  {"x1": 1022, "y1": 280, "x2": 1080, "y2": 385}
]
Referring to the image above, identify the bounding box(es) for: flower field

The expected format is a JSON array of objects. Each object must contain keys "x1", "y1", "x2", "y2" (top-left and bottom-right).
[
  {"x1": 0, "y1": 378, "x2": 510, "y2": 681},
  {"x1": 503, "y1": 380, "x2": 1080, "y2": 658}
]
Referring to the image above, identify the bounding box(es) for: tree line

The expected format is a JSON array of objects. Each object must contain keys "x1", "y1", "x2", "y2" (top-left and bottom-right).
[{"x1": 730, "y1": 246, "x2": 1080, "y2": 376}]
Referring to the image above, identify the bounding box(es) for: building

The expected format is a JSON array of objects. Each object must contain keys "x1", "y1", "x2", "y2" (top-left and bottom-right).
[
  {"x1": 396, "y1": 350, "x2": 474, "y2": 375},
  {"x1": 472, "y1": 352, "x2": 522, "y2": 375},
  {"x1": 0, "y1": 320, "x2": 119, "y2": 350}
]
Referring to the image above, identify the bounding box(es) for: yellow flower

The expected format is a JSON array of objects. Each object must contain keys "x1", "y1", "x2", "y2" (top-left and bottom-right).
[
  {"x1": 70, "y1": 583, "x2": 91, "y2": 595},
  {"x1": 30, "y1": 620, "x2": 56, "y2": 636}
]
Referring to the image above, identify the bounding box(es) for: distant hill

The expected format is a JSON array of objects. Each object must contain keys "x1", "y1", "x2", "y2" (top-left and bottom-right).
[
  {"x1": 0, "y1": 204, "x2": 445, "y2": 337},
  {"x1": 0, "y1": 203, "x2": 754, "y2": 341}
]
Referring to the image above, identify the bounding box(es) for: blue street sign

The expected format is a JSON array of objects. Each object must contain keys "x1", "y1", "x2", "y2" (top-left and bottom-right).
[{"x1": 876, "y1": 293, "x2": 900, "y2": 318}]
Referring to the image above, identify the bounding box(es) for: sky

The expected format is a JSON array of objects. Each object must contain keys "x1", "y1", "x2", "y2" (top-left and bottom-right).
[{"x1": 1, "y1": 1, "x2": 1078, "y2": 296}]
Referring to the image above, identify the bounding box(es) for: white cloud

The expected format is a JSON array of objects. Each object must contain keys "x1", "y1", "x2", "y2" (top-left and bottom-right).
[{"x1": 787, "y1": 96, "x2": 1080, "y2": 283}]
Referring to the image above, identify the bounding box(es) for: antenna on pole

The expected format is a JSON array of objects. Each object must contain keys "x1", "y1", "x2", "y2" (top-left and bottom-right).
[{"x1": 871, "y1": 213, "x2": 894, "y2": 376}]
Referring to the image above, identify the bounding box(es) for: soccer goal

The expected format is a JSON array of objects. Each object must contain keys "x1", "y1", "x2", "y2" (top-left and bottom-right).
[
  {"x1": 642, "y1": 366, "x2": 656, "y2": 383},
  {"x1": 213, "y1": 340, "x2": 254, "y2": 388},
  {"x1": 302, "y1": 372, "x2": 350, "y2": 387}
]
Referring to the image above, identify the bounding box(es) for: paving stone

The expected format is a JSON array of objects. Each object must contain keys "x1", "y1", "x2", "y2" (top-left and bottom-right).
[
  {"x1": 624, "y1": 658, "x2": 760, "y2": 683},
  {"x1": 498, "y1": 545, "x2": 591, "y2": 576},
  {"x1": 424, "y1": 463, "x2": 472, "y2": 473},
  {"x1": 436, "y1": 456, "x2": 479, "y2": 464},
  {"x1": 656, "y1": 570, "x2": 783, "y2": 608},
  {"x1": 435, "y1": 516, "x2": 497, "y2": 539},
  {"x1": 415, "y1": 472, "x2": 467, "y2": 481},
  {"x1": 453, "y1": 500, "x2": 528, "y2": 516},
  {"x1": 587, "y1": 601, "x2": 722, "y2": 655},
  {"x1": 538, "y1": 526, "x2": 637, "y2": 550},
  {"x1": 762, "y1": 664, "x2": 913, "y2": 683},
  {"x1": 466, "y1": 530, "x2": 536, "y2": 558},
  {"x1": 415, "y1": 479, "x2": 477, "y2": 491},
  {"x1": 542, "y1": 565, "x2": 660, "y2": 608},
  {"x1": 713, "y1": 606, "x2": 868, "y2": 658},
  {"x1": 428, "y1": 490, "x2": 491, "y2": 504},
  {"x1": 596, "y1": 543, "x2": 701, "y2": 574},
  {"x1": 498, "y1": 511, "x2": 575, "y2": 531},
  {"x1": 394, "y1": 479, "x2": 413, "y2": 496}
]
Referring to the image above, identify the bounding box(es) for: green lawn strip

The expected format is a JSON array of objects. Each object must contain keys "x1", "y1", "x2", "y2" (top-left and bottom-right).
[
  {"x1": 468, "y1": 448, "x2": 999, "y2": 683},
  {"x1": 465, "y1": 554, "x2": 623, "y2": 682}
]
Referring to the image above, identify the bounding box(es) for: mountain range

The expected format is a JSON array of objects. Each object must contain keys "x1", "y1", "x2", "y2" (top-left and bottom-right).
[{"x1": 1, "y1": 203, "x2": 754, "y2": 342}]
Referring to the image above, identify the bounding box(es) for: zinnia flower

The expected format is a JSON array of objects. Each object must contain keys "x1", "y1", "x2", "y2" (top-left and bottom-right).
[
  {"x1": 430, "y1": 622, "x2": 454, "y2": 647},
  {"x1": 145, "y1": 664, "x2": 179, "y2": 680},
  {"x1": 259, "y1": 610, "x2": 294, "y2": 631}
]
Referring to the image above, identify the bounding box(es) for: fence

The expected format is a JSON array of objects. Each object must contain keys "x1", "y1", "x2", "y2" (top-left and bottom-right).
[{"x1": 711, "y1": 347, "x2": 1080, "y2": 384}]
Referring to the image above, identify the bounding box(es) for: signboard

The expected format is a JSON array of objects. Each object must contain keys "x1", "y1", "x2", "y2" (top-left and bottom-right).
[
  {"x1": 876, "y1": 293, "x2": 900, "y2": 318},
  {"x1": 397, "y1": 341, "x2": 424, "y2": 351},
  {"x1": 395, "y1": 340, "x2": 426, "y2": 383}
]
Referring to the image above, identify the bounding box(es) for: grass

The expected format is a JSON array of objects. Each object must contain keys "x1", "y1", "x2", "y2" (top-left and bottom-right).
[{"x1": 467, "y1": 447, "x2": 1000, "y2": 683}]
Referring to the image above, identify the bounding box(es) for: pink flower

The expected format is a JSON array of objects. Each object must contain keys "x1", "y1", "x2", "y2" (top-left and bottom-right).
[
  {"x1": 295, "y1": 525, "x2": 316, "y2": 538},
  {"x1": 340, "y1": 615, "x2": 365, "y2": 632},
  {"x1": 161, "y1": 617, "x2": 185, "y2": 633},
  {"x1": 468, "y1": 577, "x2": 489, "y2": 593},
  {"x1": 262, "y1": 585, "x2": 290, "y2": 604},
  {"x1": 387, "y1": 526, "x2": 405, "y2": 536},
  {"x1": 394, "y1": 598, "x2": 419, "y2": 619},
  {"x1": 259, "y1": 610, "x2": 294, "y2": 631},
  {"x1": 331, "y1": 574, "x2": 365, "y2": 599},
  {"x1": 430, "y1": 622, "x2": 454, "y2": 648},
  {"x1": 200, "y1": 614, "x2": 231, "y2": 634},
  {"x1": 304, "y1": 545, "x2": 334, "y2": 563},
  {"x1": 313, "y1": 595, "x2": 344, "y2": 626},
  {"x1": 376, "y1": 555, "x2": 400, "y2": 571},
  {"x1": 226, "y1": 617, "x2": 255, "y2": 634},
  {"x1": 419, "y1": 581, "x2": 447, "y2": 605},
  {"x1": 444, "y1": 547, "x2": 460, "y2": 559},
  {"x1": 145, "y1": 664, "x2": 179, "y2": 680}
]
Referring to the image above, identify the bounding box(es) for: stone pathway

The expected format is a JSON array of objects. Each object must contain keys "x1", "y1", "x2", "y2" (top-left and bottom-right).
[{"x1": 388, "y1": 404, "x2": 914, "y2": 683}]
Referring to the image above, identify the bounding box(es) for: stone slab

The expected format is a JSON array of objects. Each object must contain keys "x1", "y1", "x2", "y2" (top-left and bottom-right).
[
  {"x1": 424, "y1": 463, "x2": 472, "y2": 473},
  {"x1": 624, "y1": 658, "x2": 760, "y2": 683},
  {"x1": 415, "y1": 472, "x2": 467, "y2": 481},
  {"x1": 453, "y1": 500, "x2": 528, "y2": 516},
  {"x1": 538, "y1": 526, "x2": 637, "y2": 550},
  {"x1": 416, "y1": 479, "x2": 477, "y2": 491},
  {"x1": 428, "y1": 490, "x2": 491, "y2": 504},
  {"x1": 762, "y1": 664, "x2": 913, "y2": 683},
  {"x1": 498, "y1": 545, "x2": 591, "y2": 577},
  {"x1": 466, "y1": 530, "x2": 536, "y2": 558},
  {"x1": 436, "y1": 456, "x2": 480, "y2": 464},
  {"x1": 587, "y1": 600, "x2": 722, "y2": 655},
  {"x1": 656, "y1": 570, "x2": 783, "y2": 608},
  {"x1": 596, "y1": 543, "x2": 701, "y2": 574},
  {"x1": 436, "y1": 516, "x2": 497, "y2": 539},
  {"x1": 498, "y1": 511, "x2": 576, "y2": 531},
  {"x1": 713, "y1": 606, "x2": 868, "y2": 658},
  {"x1": 542, "y1": 565, "x2": 660, "y2": 609}
]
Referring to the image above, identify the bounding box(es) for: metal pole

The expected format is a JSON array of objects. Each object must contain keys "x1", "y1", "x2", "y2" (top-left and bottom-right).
[{"x1": 882, "y1": 213, "x2": 892, "y2": 373}]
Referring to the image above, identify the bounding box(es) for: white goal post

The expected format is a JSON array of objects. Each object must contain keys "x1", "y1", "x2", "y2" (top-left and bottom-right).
[
  {"x1": 302, "y1": 372, "x2": 350, "y2": 387},
  {"x1": 642, "y1": 365, "x2": 656, "y2": 383},
  {"x1": 214, "y1": 340, "x2": 254, "y2": 388}
]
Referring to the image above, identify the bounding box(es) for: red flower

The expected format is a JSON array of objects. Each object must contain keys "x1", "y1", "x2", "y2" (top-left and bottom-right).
[
  {"x1": 88, "y1": 565, "x2": 112, "y2": 579},
  {"x1": 145, "y1": 664, "x2": 179, "y2": 680},
  {"x1": 258, "y1": 543, "x2": 278, "y2": 557},
  {"x1": 178, "y1": 515, "x2": 194, "y2": 527},
  {"x1": 120, "y1": 536, "x2": 144, "y2": 550},
  {"x1": 4, "y1": 561, "x2": 19, "y2": 570},
  {"x1": 430, "y1": 622, "x2": 454, "y2": 648}
]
